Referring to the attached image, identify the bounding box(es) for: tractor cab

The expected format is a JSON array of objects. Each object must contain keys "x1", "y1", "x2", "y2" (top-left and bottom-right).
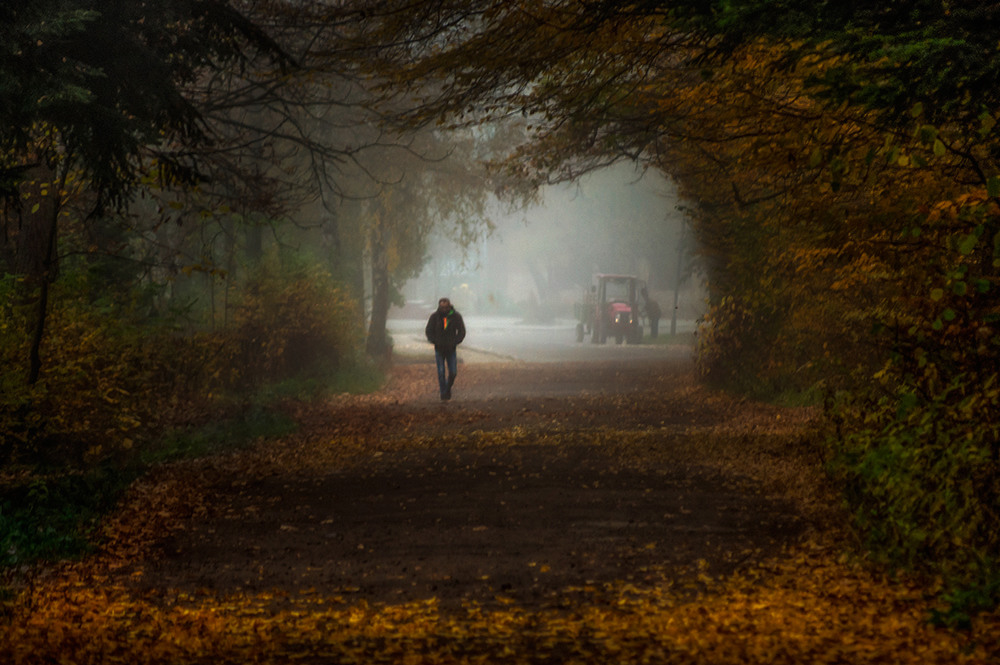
[{"x1": 575, "y1": 273, "x2": 644, "y2": 344}]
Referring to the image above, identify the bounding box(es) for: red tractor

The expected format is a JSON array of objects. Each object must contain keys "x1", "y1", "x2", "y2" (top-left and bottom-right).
[{"x1": 575, "y1": 274, "x2": 644, "y2": 345}]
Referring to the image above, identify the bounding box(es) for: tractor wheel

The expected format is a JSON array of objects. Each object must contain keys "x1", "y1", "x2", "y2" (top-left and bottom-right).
[{"x1": 615, "y1": 334, "x2": 624, "y2": 345}]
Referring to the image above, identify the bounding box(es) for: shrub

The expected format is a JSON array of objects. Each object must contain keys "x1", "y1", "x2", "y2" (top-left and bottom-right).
[
  {"x1": 0, "y1": 286, "x2": 152, "y2": 467},
  {"x1": 211, "y1": 255, "x2": 364, "y2": 394},
  {"x1": 829, "y1": 374, "x2": 1000, "y2": 622},
  {"x1": 0, "y1": 254, "x2": 366, "y2": 469}
]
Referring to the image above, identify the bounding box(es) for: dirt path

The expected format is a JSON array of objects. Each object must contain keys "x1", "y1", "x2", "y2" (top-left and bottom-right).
[
  {"x1": 7, "y1": 358, "x2": 1000, "y2": 664},
  {"x1": 126, "y1": 358, "x2": 821, "y2": 610}
]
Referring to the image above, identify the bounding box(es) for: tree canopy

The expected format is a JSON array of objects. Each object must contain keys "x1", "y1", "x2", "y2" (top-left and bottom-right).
[
  {"x1": 1, "y1": 0, "x2": 999, "y2": 621},
  {"x1": 0, "y1": 0, "x2": 289, "y2": 207},
  {"x1": 354, "y1": 0, "x2": 1000, "y2": 618}
]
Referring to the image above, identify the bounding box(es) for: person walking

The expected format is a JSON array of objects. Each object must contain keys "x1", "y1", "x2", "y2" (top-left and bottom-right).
[
  {"x1": 641, "y1": 287, "x2": 661, "y2": 339},
  {"x1": 425, "y1": 297, "x2": 466, "y2": 400}
]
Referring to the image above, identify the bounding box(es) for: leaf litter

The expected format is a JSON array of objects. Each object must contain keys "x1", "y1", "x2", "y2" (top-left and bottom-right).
[{"x1": 2, "y1": 360, "x2": 997, "y2": 663}]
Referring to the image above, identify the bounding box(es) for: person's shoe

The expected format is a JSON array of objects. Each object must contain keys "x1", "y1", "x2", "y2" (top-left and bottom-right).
[{"x1": 443, "y1": 389, "x2": 451, "y2": 400}]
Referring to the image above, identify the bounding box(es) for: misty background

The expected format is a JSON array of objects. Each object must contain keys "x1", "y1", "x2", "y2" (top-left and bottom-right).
[{"x1": 393, "y1": 163, "x2": 705, "y2": 325}]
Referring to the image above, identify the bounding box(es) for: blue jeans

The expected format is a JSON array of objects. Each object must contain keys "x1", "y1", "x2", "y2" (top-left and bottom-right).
[{"x1": 435, "y1": 347, "x2": 457, "y2": 398}]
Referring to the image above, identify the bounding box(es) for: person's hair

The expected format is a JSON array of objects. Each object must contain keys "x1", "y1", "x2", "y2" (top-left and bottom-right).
[{"x1": 438, "y1": 298, "x2": 450, "y2": 305}]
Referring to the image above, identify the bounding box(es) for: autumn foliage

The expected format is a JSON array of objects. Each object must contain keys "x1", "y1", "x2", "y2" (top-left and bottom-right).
[
  {"x1": 2, "y1": 553, "x2": 997, "y2": 664},
  {"x1": 355, "y1": 0, "x2": 1000, "y2": 616},
  {"x1": 2, "y1": 3, "x2": 1000, "y2": 657},
  {"x1": 205, "y1": 256, "x2": 365, "y2": 394},
  {"x1": 0, "y1": 255, "x2": 364, "y2": 470},
  {"x1": 652, "y1": 44, "x2": 1000, "y2": 615}
]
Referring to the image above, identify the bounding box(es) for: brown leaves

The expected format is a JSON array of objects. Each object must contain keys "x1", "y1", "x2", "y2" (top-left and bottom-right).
[
  {"x1": 2, "y1": 362, "x2": 998, "y2": 664},
  {"x1": 3, "y1": 547, "x2": 998, "y2": 664}
]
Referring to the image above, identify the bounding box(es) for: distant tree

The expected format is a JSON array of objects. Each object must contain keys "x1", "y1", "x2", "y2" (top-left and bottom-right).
[
  {"x1": 119, "y1": 0, "x2": 502, "y2": 354},
  {"x1": 357, "y1": 129, "x2": 497, "y2": 358},
  {"x1": 136, "y1": 1, "x2": 393, "y2": 326},
  {"x1": 0, "y1": 0, "x2": 287, "y2": 383},
  {"x1": 0, "y1": 0, "x2": 445, "y2": 378}
]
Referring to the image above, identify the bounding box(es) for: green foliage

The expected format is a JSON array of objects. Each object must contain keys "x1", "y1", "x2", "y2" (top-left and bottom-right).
[
  {"x1": 141, "y1": 408, "x2": 296, "y2": 467},
  {"x1": 257, "y1": 359, "x2": 385, "y2": 403},
  {"x1": 698, "y1": 296, "x2": 785, "y2": 396},
  {"x1": 0, "y1": 278, "x2": 175, "y2": 467},
  {"x1": 0, "y1": 467, "x2": 133, "y2": 567},
  {"x1": 659, "y1": 33, "x2": 1000, "y2": 613},
  {"x1": 822, "y1": 187, "x2": 1000, "y2": 618},
  {"x1": 709, "y1": 2, "x2": 1000, "y2": 129},
  {"x1": 830, "y1": 375, "x2": 1000, "y2": 621}
]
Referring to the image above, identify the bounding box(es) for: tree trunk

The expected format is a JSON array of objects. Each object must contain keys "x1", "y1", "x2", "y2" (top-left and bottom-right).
[
  {"x1": 27, "y1": 188, "x2": 60, "y2": 385},
  {"x1": 246, "y1": 218, "x2": 263, "y2": 265},
  {"x1": 365, "y1": 222, "x2": 391, "y2": 358},
  {"x1": 526, "y1": 261, "x2": 554, "y2": 323}
]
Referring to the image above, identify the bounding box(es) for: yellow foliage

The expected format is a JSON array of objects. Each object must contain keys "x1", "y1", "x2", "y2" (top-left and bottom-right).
[
  {"x1": 1, "y1": 538, "x2": 996, "y2": 663},
  {"x1": 207, "y1": 259, "x2": 363, "y2": 391}
]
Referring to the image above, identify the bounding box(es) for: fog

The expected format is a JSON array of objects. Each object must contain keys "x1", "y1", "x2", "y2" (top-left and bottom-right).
[{"x1": 396, "y1": 163, "x2": 704, "y2": 325}]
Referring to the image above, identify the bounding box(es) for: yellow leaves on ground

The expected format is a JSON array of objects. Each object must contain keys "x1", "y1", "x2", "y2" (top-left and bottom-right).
[
  {"x1": 3, "y1": 538, "x2": 997, "y2": 663},
  {"x1": 3, "y1": 364, "x2": 997, "y2": 664}
]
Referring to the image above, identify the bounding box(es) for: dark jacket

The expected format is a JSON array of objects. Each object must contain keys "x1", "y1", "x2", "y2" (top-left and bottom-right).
[
  {"x1": 645, "y1": 297, "x2": 661, "y2": 320},
  {"x1": 425, "y1": 307, "x2": 466, "y2": 350}
]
